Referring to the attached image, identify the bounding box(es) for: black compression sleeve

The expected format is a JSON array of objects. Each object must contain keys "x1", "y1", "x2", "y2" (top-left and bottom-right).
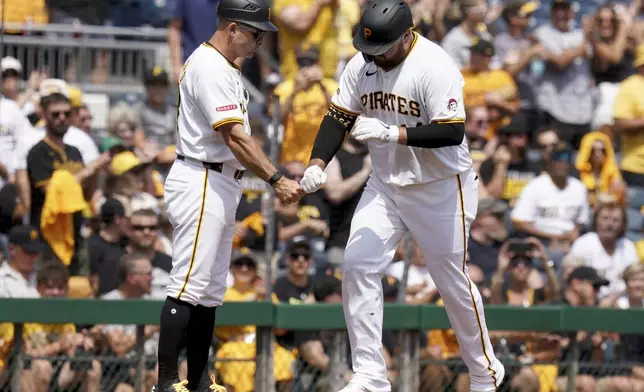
[
  {"x1": 405, "y1": 121, "x2": 465, "y2": 149},
  {"x1": 309, "y1": 104, "x2": 358, "y2": 165}
]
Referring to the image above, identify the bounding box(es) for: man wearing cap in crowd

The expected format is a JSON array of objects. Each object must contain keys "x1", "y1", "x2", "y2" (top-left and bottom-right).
[
  {"x1": 512, "y1": 142, "x2": 590, "y2": 257},
  {"x1": 274, "y1": 44, "x2": 338, "y2": 165},
  {"x1": 493, "y1": 0, "x2": 546, "y2": 124},
  {"x1": 468, "y1": 198, "x2": 509, "y2": 281},
  {"x1": 17, "y1": 93, "x2": 110, "y2": 271},
  {"x1": 534, "y1": 0, "x2": 594, "y2": 149},
  {"x1": 613, "y1": 43, "x2": 644, "y2": 204},
  {"x1": 462, "y1": 38, "x2": 519, "y2": 140},
  {"x1": 1, "y1": 57, "x2": 23, "y2": 104},
  {"x1": 105, "y1": 151, "x2": 160, "y2": 217},
  {"x1": 0, "y1": 225, "x2": 43, "y2": 298},
  {"x1": 441, "y1": 0, "x2": 493, "y2": 69},
  {"x1": 134, "y1": 67, "x2": 177, "y2": 153},
  {"x1": 479, "y1": 113, "x2": 542, "y2": 206}
]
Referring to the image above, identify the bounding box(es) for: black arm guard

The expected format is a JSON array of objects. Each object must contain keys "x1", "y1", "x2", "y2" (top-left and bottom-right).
[
  {"x1": 405, "y1": 121, "x2": 465, "y2": 149},
  {"x1": 309, "y1": 104, "x2": 358, "y2": 165}
]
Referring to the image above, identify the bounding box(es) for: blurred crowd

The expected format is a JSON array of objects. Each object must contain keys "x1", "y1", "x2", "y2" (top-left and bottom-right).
[{"x1": 0, "y1": 0, "x2": 642, "y2": 390}]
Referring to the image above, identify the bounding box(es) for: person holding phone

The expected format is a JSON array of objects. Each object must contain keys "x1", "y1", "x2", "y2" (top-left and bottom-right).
[
  {"x1": 274, "y1": 44, "x2": 338, "y2": 165},
  {"x1": 490, "y1": 237, "x2": 559, "y2": 306}
]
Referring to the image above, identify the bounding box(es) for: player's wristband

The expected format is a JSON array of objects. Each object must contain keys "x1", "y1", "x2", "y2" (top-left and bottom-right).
[{"x1": 267, "y1": 171, "x2": 283, "y2": 186}]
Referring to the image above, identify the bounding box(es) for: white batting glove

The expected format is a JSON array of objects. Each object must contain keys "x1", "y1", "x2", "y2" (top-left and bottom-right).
[
  {"x1": 299, "y1": 165, "x2": 327, "y2": 193},
  {"x1": 351, "y1": 116, "x2": 399, "y2": 144}
]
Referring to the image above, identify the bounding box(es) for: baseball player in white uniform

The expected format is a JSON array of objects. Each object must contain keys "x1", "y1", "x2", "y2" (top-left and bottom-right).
[
  {"x1": 299, "y1": 1, "x2": 505, "y2": 391},
  {"x1": 155, "y1": 1, "x2": 301, "y2": 391}
]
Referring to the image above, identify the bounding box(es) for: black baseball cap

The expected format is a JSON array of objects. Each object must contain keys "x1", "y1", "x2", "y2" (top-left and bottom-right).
[
  {"x1": 143, "y1": 66, "x2": 169, "y2": 86},
  {"x1": 9, "y1": 225, "x2": 44, "y2": 254},
  {"x1": 470, "y1": 38, "x2": 495, "y2": 57},
  {"x1": 567, "y1": 266, "x2": 609, "y2": 288},
  {"x1": 231, "y1": 249, "x2": 258, "y2": 268},
  {"x1": 286, "y1": 236, "x2": 312, "y2": 254},
  {"x1": 552, "y1": 0, "x2": 571, "y2": 10},
  {"x1": 100, "y1": 198, "x2": 126, "y2": 223},
  {"x1": 497, "y1": 113, "x2": 527, "y2": 134},
  {"x1": 217, "y1": 0, "x2": 278, "y2": 32}
]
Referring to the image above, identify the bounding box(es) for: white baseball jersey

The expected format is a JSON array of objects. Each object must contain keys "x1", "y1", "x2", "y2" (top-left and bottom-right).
[
  {"x1": 332, "y1": 32, "x2": 472, "y2": 186},
  {"x1": 175, "y1": 42, "x2": 251, "y2": 170},
  {"x1": 511, "y1": 173, "x2": 590, "y2": 235}
]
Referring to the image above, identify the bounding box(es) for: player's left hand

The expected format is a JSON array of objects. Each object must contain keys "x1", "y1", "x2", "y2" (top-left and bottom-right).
[{"x1": 351, "y1": 116, "x2": 399, "y2": 144}]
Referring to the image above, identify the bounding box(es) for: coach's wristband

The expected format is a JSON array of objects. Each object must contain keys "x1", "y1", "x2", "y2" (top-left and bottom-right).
[{"x1": 267, "y1": 171, "x2": 283, "y2": 186}]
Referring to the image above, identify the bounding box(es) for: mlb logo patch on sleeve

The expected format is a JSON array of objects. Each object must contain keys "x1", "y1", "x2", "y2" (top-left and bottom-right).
[{"x1": 216, "y1": 104, "x2": 238, "y2": 112}]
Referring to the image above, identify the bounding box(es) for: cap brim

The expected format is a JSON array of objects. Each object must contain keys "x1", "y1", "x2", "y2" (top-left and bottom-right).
[
  {"x1": 22, "y1": 241, "x2": 44, "y2": 254},
  {"x1": 243, "y1": 20, "x2": 279, "y2": 32},
  {"x1": 353, "y1": 32, "x2": 398, "y2": 56}
]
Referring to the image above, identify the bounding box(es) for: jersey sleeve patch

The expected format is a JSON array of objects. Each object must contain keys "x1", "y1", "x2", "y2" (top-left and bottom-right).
[{"x1": 216, "y1": 104, "x2": 239, "y2": 112}]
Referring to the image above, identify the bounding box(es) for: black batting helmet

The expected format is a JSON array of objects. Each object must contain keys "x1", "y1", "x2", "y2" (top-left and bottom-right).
[
  {"x1": 353, "y1": 0, "x2": 413, "y2": 57},
  {"x1": 217, "y1": 0, "x2": 278, "y2": 32}
]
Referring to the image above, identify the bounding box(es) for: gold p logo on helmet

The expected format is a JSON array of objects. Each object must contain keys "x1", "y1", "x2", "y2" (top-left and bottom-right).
[{"x1": 364, "y1": 28, "x2": 372, "y2": 39}]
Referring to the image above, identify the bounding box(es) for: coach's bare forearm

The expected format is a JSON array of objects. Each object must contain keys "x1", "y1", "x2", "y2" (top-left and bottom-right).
[{"x1": 220, "y1": 123, "x2": 278, "y2": 181}]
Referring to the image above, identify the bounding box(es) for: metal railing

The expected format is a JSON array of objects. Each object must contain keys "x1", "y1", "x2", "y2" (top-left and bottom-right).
[
  {"x1": 0, "y1": 22, "x2": 270, "y2": 102},
  {"x1": 0, "y1": 299, "x2": 642, "y2": 392}
]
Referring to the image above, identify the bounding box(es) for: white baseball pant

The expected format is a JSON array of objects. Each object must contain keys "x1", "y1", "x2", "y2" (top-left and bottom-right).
[
  {"x1": 342, "y1": 167, "x2": 505, "y2": 392},
  {"x1": 164, "y1": 158, "x2": 242, "y2": 307}
]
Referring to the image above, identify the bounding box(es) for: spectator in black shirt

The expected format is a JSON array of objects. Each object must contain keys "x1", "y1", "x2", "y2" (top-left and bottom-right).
[
  {"x1": 274, "y1": 237, "x2": 315, "y2": 349},
  {"x1": 94, "y1": 209, "x2": 171, "y2": 296},
  {"x1": 468, "y1": 198, "x2": 508, "y2": 281},
  {"x1": 323, "y1": 138, "x2": 371, "y2": 266},
  {"x1": 274, "y1": 237, "x2": 314, "y2": 304},
  {"x1": 88, "y1": 198, "x2": 128, "y2": 296},
  {"x1": 25, "y1": 93, "x2": 110, "y2": 272},
  {"x1": 125, "y1": 209, "x2": 172, "y2": 298},
  {"x1": 479, "y1": 113, "x2": 542, "y2": 206}
]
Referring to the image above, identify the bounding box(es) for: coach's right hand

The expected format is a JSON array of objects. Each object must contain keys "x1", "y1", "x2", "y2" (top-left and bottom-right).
[
  {"x1": 299, "y1": 165, "x2": 327, "y2": 193},
  {"x1": 274, "y1": 177, "x2": 303, "y2": 204}
]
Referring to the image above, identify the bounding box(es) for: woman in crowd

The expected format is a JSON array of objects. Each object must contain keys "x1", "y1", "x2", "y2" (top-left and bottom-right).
[{"x1": 576, "y1": 130, "x2": 627, "y2": 206}]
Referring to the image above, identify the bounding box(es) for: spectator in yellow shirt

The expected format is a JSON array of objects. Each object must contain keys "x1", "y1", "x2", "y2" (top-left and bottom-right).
[
  {"x1": 462, "y1": 39, "x2": 520, "y2": 139},
  {"x1": 613, "y1": 44, "x2": 644, "y2": 195},
  {"x1": 215, "y1": 251, "x2": 295, "y2": 392},
  {"x1": 275, "y1": 46, "x2": 338, "y2": 165},
  {"x1": 273, "y1": 0, "x2": 338, "y2": 80}
]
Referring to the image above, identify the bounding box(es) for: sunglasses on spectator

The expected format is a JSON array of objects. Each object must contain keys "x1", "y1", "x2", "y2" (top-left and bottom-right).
[
  {"x1": 290, "y1": 251, "x2": 311, "y2": 260},
  {"x1": 539, "y1": 142, "x2": 557, "y2": 150},
  {"x1": 132, "y1": 224, "x2": 158, "y2": 232},
  {"x1": 592, "y1": 147, "x2": 606, "y2": 154},
  {"x1": 237, "y1": 23, "x2": 265, "y2": 41},
  {"x1": 50, "y1": 110, "x2": 71, "y2": 119}
]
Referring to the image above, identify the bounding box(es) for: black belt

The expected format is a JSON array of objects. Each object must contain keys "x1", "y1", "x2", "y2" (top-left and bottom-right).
[{"x1": 177, "y1": 155, "x2": 245, "y2": 180}]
